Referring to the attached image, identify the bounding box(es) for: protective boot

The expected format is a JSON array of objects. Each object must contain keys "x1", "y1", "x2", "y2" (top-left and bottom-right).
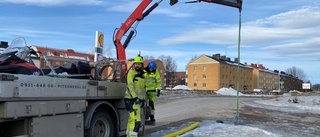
[
  {"x1": 145, "y1": 115, "x2": 156, "y2": 126},
  {"x1": 150, "y1": 115, "x2": 155, "y2": 122},
  {"x1": 149, "y1": 115, "x2": 156, "y2": 125}
]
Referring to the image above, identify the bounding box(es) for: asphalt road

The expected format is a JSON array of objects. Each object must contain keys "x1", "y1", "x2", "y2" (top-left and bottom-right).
[
  {"x1": 141, "y1": 96, "x2": 261, "y2": 135},
  {"x1": 140, "y1": 94, "x2": 320, "y2": 137}
]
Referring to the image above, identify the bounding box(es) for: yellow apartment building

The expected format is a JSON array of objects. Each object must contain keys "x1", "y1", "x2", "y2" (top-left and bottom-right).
[
  {"x1": 187, "y1": 54, "x2": 253, "y2": 91},
  {"x1": 250, "y1": 64, "x2": 279, "y2": 90}
]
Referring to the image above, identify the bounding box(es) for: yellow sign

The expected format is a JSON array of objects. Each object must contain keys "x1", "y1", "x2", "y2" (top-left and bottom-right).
[{"x1": 98, "y1": 34, "x2": 104, "y2": 48}]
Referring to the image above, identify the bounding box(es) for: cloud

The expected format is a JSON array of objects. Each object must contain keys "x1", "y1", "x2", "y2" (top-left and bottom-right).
[
  {"x1": 154, "y1": 5, "x2": 320, "y2": 77},
  {"x1": 158, "y1": 6, "x2": 320, "y2": 46},
  {"x1": 153, "y1": 8, "x2": 193, "y2": 18},
  {"x1": 107, "y1": 1, "x2": 193, "y2": 18},
  {"x1": 0, "y1": 28, "x2": 88, "y2": 39},
  {"x1": 262, "y1": 38, "x2": 320, "y2": 57},
  {"x1": 107, "y1": 1, "x2": 140, "y2": 12},
  {"x1": 248, "y1": 6, "x2": 320, "y2": 29},
  {"x1": 0, "y1": 0, "x2": 104, "y2": 6},
  {"x1": 157, "y1": 26, "x2": 235, "y2": 45}
]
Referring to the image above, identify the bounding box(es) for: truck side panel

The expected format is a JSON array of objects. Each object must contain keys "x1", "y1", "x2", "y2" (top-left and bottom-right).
[
  {"x1": 31, "y1": 113, "x2": 83, "y2": 137},
  {"x1": 0, "y1": 100, "x2": 86, "y2": 118},
  {"x1": 0, "y1": 75, "x2": 87, "y2": 98}
]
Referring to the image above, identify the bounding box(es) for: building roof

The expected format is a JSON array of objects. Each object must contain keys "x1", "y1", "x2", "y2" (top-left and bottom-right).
[
  {"x1": 189, "y1": 54, "x2": 252, "y2": 69},
  {"x1": 30, "y1": 45, "x2": 94, "y2": 61}
]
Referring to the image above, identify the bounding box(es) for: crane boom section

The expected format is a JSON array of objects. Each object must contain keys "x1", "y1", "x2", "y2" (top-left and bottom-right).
[{"x1": 114, "y1": 0, "x2": 152, "y2": 61}]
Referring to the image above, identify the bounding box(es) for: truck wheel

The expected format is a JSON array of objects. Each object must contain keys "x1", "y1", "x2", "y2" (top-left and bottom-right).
[{"x1": 87, "y1": 110, "x2": 115, "y2": 137}]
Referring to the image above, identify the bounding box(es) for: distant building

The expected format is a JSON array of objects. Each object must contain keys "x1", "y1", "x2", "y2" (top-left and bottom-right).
[
  {"x1": 172, "y1": 72, "x2": 186, "y2": 87},
  {"x1": 187, "y1": 54, "x2": 253, "y2": 91},
  {"x1": 279, "y1": 71, "x2": 303, "y2": 92},
  {"x1": 30, "y1": 45, "x2": 94, "y2": 68},
  {"x1": 250, "y1": 63, "x2": 279, "y2": 90}
]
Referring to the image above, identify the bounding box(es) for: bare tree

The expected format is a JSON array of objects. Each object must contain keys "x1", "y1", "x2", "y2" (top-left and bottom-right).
[
  {"x1": 186, "y1": 55, "x2": 198, "y2": 70},
  {"x1": 189, "y1": 55, "x2": 198, "y2": 63},
  {"x1": 312, "y1": 84, "x2": 320, "y2": 91},
  {"x1": 143, "y1": 55, "x2": 156, "y2": 60},
  {"x1": 285, "y1": 66, "x2": 308, "y2": 82},
  {"x1": 157, "y1": 55, "x2": 177, "y2": 88}
]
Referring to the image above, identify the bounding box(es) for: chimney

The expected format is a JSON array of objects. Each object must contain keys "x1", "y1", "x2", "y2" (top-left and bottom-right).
[
  {"x1": 258, "y1": 64, "x2": 263, "y2": 69},
  {"x1": 244, "y1": 62, "x2": 247, "y2": 65},
  {"x1": 220, "y1": 56, "x2": 226, "y2": 60},
  {"x1": 66, "y1": 49, "x2": 75, "y2": 53},
  {"x1": 214, "y1": 54, "x2": 220, "y2": 59},
  {"x1": 226, "y1": 57, "x2": 231, "y2": 61},
  {"x1": 234, "y1": 58, "x2": 238, "y2": 63}
]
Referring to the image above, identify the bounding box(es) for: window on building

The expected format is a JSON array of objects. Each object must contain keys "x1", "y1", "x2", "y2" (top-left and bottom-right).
[
  {"x1": 55, "y1": 62, "x2": 60, "y2": 66},
  {"x1": 193, "y1": 74, "x2": 197, "y2": 79},
  {"x1": 203, "y1": 74, "x2": 206, "y2": 79},
  {"x1": 203, "y1": 66, "x2": 206, "y2": 71},
  {"x1": 194, "y1": 66, "x2": 197, "y2": 71},
  {"x1": 64, "y1": 62, "x2": 68, "y2": 66},
  {"x1": 45, "y1": 51, "x2": 51, "y2": 56},
  {"x1": 203, "y1": 83, "x2": 206, "y2": 88},
  {"x1": 62, "y1": 53, "x2": 67, "y2": 58},
  {"x1": 194, "y1": 83, "x2": 197, "y2": 87}
]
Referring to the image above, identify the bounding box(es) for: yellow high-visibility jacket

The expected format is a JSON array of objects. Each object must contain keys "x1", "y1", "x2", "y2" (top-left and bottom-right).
[
  {"x1": 125, "y1": 69, "x2": 146, "y2": 99},
  {"x1": 144, "y1": 69, "x2": 161, "y2": 91}
]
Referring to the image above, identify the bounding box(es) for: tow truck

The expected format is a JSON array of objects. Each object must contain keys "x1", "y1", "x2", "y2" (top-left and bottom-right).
[{"x1": 0, "y1": 0, "x2": 242, "y2": 137}]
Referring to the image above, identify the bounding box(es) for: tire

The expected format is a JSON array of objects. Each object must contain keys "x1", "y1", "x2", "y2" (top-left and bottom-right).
[{"x1": 86, "y1": 110, "x2": 116, "y2": 137}]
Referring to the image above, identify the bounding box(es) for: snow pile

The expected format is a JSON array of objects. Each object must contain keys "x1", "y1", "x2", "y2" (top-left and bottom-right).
[
  {"x1": 181, "y1": 120, "x2": 280, "y2": 137},
  {"x1": 216, "y1": 87, "x2": 244, "y2": 96},
  {"x1": 247, "y1": 96, "x2": 320, "y2": 114},
  {"x1": 172, "y1": 85, "x2": 192, "y2": 90}
]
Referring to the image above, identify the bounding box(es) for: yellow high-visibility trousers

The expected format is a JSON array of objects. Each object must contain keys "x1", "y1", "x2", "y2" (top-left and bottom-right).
[{"x1": 126, "y1": 103, "x2": 141, "y2": 137}]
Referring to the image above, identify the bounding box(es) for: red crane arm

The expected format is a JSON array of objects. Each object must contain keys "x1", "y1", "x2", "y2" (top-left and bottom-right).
[
  {"x1": 114, "y1": 0, "x2": 176, "y2": 80},
  {"x1": 114, "y1": 0, "x2": 153, "y2": 62},
  {"x1": 113, "y1": 0, "x2": 241, "y2": 81}
]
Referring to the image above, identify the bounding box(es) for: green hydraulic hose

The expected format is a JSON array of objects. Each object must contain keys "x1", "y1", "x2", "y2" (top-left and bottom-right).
[{"x1": 233, "y1": 10, "x2": 242, "y2": 125}]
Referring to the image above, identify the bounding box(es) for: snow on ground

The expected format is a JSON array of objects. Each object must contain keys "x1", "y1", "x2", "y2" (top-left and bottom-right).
[
  {"x1": 172, "y1": 85, "x2": 192, "y2": 90},
  {"x1": 152, "y1": 91, "x2": 320, "y2": 137},
  {"x1": 246, "y1": 94, "x2": 320, "y2": 114},
  {"x1": 216, "y1": 87, "x2": 245, "y2": 96},
  {"x1": 180, "y1": 120, "x2": 281, "y2": 137},
  {"x1": 179, "y1": 94, "x2": 320, "y2": 137}
]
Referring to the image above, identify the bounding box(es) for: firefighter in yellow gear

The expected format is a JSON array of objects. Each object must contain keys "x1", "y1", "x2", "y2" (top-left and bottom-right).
[
  {"x1": 124, "y1": 55, "x2": 146, "y2": 137},
  {"x1": 144, "y1": 60, "x2": 162, "y2": 124}
]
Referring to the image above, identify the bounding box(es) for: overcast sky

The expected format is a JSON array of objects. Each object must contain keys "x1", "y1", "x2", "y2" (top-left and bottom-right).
[{"x1": 0, "y1": 0, "x2": 319, "y2": 84}]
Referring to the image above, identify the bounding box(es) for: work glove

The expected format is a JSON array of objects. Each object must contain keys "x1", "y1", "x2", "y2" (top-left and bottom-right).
[
  {"x1": 124, "y1": 98, "x2": 134, "y2": 112},
  {"x1": 156, "y1": 89, "x2": 161, "y2": 97},
  {"x1": 140, "y1": 100, "x2": 145, "y2": 108},
  {"x1": 133, "y1": 97, "x2": 140, "y2": 105}
]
